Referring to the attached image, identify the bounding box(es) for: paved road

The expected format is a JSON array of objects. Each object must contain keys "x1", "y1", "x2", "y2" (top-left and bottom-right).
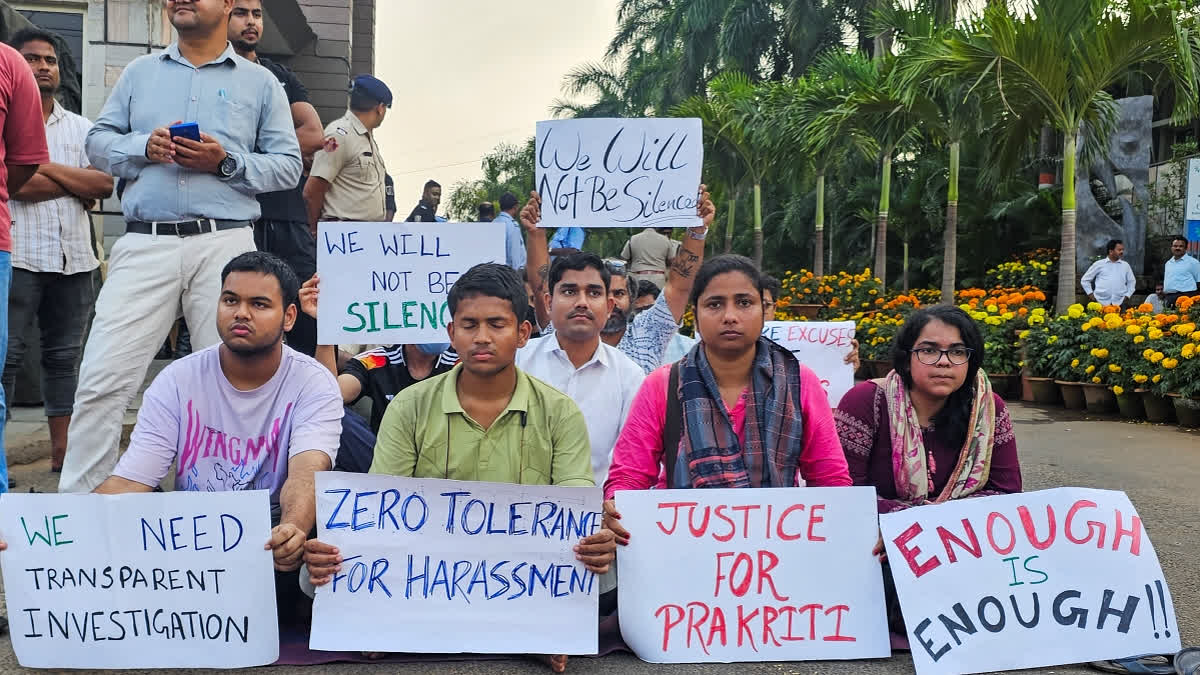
[{"x1": 0, "y1": 402, "x2": 1196, "y2": 674}]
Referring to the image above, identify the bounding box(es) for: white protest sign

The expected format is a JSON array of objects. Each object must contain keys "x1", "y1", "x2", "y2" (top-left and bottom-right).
[
  {"x1": 615, "y1": 487, "x2": 890, "y2": 663},
  {"x1": 0, "y1": 491, "x2": 278, "y2": 669},
  {"x1": 310, "y1": 472, "x2": 603, "y2": 654},
  {"x1": 762, "y1": 321, "x2": 856, "y2": 405},
  {"x1": 1185, "y1": 157, "x2": 1200, "y2": 222},
  {"x1": 316, "y1": 221, "x2": 505, "y2": 345},
  {"x1": 535, "y1": 118, "x2": 703, "y2": 229},
  {"x1": 880, "y1": 488, "x2": 1180, "y2": 675}
]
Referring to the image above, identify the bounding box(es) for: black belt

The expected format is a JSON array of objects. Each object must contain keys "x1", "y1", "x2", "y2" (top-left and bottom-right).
[{"x1": 125, "y1": 219, "x2": 251, "y2": 237}]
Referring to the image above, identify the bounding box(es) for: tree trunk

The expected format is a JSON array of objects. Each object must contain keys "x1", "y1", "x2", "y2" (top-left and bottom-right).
[
  {"x1": 724, "y1": 191, "x2": 737, "y2": 254},
  {"x1": 814, "y1": 170, "x2": 825, "y2": 276},
  {"x1": 941, "y1": 141, "x2": 960, "y2": 304},
  {"x1": 875, "y1": 153, "x2": 892, "y2": 286},
  {"x1": 1056, "y1": 131, "x2": 1079, "y2": 315},
  {"x1": 753, "y1": 181, "x2": 764, "y2": 267},
  {"x1": 902, "y1": 240, "x2": 910, "y2": 292}
]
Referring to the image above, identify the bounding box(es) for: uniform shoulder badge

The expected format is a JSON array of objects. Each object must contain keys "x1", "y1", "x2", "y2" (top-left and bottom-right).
[{"x1": 323, "y1": 136, "x2": 339, "y2": 153}]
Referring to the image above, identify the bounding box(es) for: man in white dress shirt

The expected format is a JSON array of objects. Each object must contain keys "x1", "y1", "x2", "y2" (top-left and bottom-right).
[
  {"x1": 515, "y1": 252, "x2": 644, "y2": 482},
  {"x1": 1081, "y1": 239, "x2": 1136, "y2": 307}
]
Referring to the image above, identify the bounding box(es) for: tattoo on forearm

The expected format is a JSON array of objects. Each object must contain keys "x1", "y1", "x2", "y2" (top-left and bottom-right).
[{"x1": 670, "y1": 252, "x2": 700, "y2": 280}]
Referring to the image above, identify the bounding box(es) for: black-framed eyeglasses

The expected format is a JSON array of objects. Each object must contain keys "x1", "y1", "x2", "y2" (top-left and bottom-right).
[{"x1": 911, "y1": 346, "x2": 973, "y2": 366}]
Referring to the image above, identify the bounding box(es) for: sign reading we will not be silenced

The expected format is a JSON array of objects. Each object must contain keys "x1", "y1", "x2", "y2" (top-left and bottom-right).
[
  {"x1": 536, "y1": 118, "x2": 704, "y2": 229},
  {"x1": 881, "y1": 488, "x2": 1181, "y2": 675},
  {"x1": 310, "y1": 472, "x2": 603, "y2": 655},
  {"x1": 762, "y1": 321, "x2": 857, "y2": 405},
  {"x1": 316, "y1": 221, "x2": 505, "y2": 345},
  {"x1": 0, "y1": 491, "x2": 278, "y2": 669},
  {"x1": 616, "y1": 487, "x2": 890, "y2": 663}
]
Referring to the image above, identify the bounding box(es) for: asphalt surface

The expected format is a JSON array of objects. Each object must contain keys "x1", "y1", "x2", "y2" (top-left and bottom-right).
[{"x1": 0, "y1": 401, "x2": 1195, "y2": 674}]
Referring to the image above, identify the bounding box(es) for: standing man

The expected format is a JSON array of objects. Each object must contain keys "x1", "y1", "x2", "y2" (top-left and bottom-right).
[
  {"x1": 621, "y1": 226, "x2": 679, "y2": 290},
  {"x1": 477, "y1": 201, "x2": 495, "y2": 222},
  {"x1": 1163, "y1": 235, "x2": 1200, "y2": 307},
  {"x1": 549, "y1": 226, "x2": 585, "y2": 257},
  {"x1": 302, "y1": 75, "x2": 390, "y2": 229},
  {"x1": 0, "y1": 37, "x2": 51, "y2": 498},
  {"x1": 4, "y1": 30, "x2": 113, "y2": 473},
  {"x1": 384, "y1": 173, "x2": 397, "y2": 221},
  {"x1": 63, "y1": 0, "x2": 302, "y2": 494},
  {"x1": 228, "y1": 0, "x2": 324, "y2": 356},
  {"x1": 497, "y1": 191, "x2": 523, "y2": 269},
  {"x1": 406, "y1": 179, "x2": 440, "y2": 222},
  {"x1": 1080, "y1": 239, "x2": 1136, "y2": 307}
]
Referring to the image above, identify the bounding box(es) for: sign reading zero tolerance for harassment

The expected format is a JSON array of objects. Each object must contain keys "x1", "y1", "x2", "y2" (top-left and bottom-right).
[{"x1": 535, "y1": 118, "x2": 704, "y2": 229}]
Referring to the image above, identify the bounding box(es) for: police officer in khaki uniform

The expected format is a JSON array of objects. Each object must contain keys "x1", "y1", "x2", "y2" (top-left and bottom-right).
[{"x1": 303, "y1": 75, "x2": 391, "y2": 231}]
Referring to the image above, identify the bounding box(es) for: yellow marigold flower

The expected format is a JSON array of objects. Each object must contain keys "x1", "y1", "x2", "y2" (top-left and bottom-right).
[
  {"x1": 1071, "y1": 358, "x2": 1080, "y2": 368},
  {"x1": 1113, "y1": 385, "x2": 1125, "y2": 395},
  {"x1": 1134, "y1": 374, "x2": 1149, "y2": 384},
  {"x1": 1134, "y1": 336, "x2": 1146, "y2": 343},
  {"x1": 1002, "y1": 312, "x2": 1015, "y2": 320},
  {"x1": 1047, "y1": 334, "x2": 1057, "y2": 343},
  {"x1": 1029, "y1": 315, "x2": 1045, "y2": 325},
  {"x1": 1019, "y1": 330, "x2": 1031, "y2": 339},
  {"x1": 1033, "y1": 308, "x2": 1046, "y2": 316},
  {"x1": 1108, "y1": 364, "x2": 1121, "y2": 373},
  {"x1": 1163, "y1": 358, "x2": 1179, "y2": 369},
  {"x1": 1087, "y1": 302, "x2": 1102, "y2": 311},
  {"x1": 986, "y1": 304, "x2": 998, "y2": 313},
  {"x1": 959, "y1": 304, "x2": 971, "y2": 312},
  {"x1": 1092, "y1": 376, "x2": 1102, "y2": 383},
  {"x1": 1068, "y1": 308, "x2": 1084, "y2": 319},
  {"x1": 1081, "y1": 323, "x2": 1092, "y2": 332},
  {"x1": 1143, "y1": 348, "x2": 1155, "y2": 360},
  {"x1": 1126, "y1": 325, "x2": 1142, "y2": 335},
  {"x1": 1183, "y1": 343, "x2": 1197, "y2": 359},
  {"x1": 1151, "y1": 352, "x2": 1165, "y2": 363},
  {"x1": 1191, "y1": 331, "x2": 1200, "y2": 341},
  {"x1": 1068, "y1": 303, "x2": 1084, "y2": 313},
  {"x1": 1153, "y1": 374, "x2": 1163, "y2": 383},
  {"x1": 1085, "y1": 365, "x2": 1096, "y2": 374},
  {"x1": 1149, "y1": 328, "x2": 1164, "y2": 340}
]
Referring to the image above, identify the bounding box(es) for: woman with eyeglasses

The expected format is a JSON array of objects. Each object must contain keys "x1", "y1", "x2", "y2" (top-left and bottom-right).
[{"x1": 834, "y1": 305, "x2": 1022, "y2": 516}]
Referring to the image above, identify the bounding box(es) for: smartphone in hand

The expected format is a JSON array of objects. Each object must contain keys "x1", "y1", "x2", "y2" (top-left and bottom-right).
[{"x1": 169, "y1": 122, "x2": 201, "y2": 142}]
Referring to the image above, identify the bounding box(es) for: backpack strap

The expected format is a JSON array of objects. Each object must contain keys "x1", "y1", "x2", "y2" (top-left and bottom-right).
[{"x1": 662, "y1": 362, "x2": 683, "y2": 489}]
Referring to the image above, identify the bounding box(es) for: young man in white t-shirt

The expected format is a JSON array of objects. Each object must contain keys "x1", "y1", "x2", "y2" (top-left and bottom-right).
[{"x1": 8, "y1": 251, "x2": 344, "y2": 623}]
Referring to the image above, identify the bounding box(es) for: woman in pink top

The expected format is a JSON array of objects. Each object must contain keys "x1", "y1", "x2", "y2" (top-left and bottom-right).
[{"x1": 603, "y1": 255, "x2": 851, "y2": 542}]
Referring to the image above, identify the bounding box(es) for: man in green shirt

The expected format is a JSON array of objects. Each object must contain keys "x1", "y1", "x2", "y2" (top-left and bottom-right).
[{"x1": 303, "y1": 263, "x2": 614, "y2": 672}]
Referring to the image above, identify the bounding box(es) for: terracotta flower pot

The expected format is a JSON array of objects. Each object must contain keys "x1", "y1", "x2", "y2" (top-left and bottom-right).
[
  {"x1": 1028, "y1": 377, "x2": 1061, "y2": 405},
  {"x1": 1080, "y1": 383, "x2": 1117, "y2": 414},
  {"x1": 1172, "y1": 396, "x2": 1200, "y2": 428},
  {"x1": 988, "y1": 373, "x2": 1018, "y2": 400},
  {"x1": 1020, "y1": 374, "x2": 1035, "y2": 402},
  {"x1": 1115, "y1": 392, "x2": 1145, "y2": 420},
  {"x1": 785, "y1": 303, "x2": 823, "y2": 319},
  {"x1": 1139, "y1": 389, "x2": 1175, "y2": 423},
  {"x1": 1056, "y1": 380, "x2": 1086, "y2": 410}
]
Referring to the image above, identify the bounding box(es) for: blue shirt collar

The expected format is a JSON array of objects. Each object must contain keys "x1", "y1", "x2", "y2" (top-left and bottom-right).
[{"x1": 162, "y1": 41, "x2": 239, "y2": 68}]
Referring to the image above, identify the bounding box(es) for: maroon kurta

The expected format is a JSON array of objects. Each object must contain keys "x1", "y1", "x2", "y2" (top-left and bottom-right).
[{"x1": 834, "y1": 381, "x2": 1022, "y2": 514}]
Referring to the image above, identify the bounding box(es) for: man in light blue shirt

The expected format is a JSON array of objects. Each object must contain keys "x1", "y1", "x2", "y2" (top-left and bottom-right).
[
  {"x1": 1163, "y1": 235, "x2": 1200, "y2": 307},
  {"x1": 497, "y1": 191, "x2": 524, "y2": 269},
  {"x1": 549, "y1": 225, "x2": 585, "y2": 257},
  {"x1": 61, "y1": 0, "x2": 301, "y2": 495}
]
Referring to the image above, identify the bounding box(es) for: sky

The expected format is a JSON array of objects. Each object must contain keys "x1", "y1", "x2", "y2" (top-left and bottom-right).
[{"x1": 374, "y1": 1, "x2": 621, "y2": 220}]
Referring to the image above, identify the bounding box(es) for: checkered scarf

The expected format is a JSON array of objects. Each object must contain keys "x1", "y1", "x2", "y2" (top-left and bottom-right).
[{"x1": 671, "y1": 337, "x2": 805, "y2": 489}]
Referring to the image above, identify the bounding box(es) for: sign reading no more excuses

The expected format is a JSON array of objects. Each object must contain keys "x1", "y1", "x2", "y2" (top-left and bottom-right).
[
  {"x1": 316, "y1": 221, "x2": 505, "y2": 345},
  {"x1": 880, "y1": 488, "x2": 1180, "y2": 675},
  {"x1": 762, "y1": 321, "x2": 856, "y2": 405},
  {"x1": 0, "y1": 491, "x2": 278, "y2": 669},
  {"x1": 535, "y1": 118, "x2": 703, "y2": 229},
  {"x1": 309, "y1": 472, "x2": 603, "y2": 655},
  {"x1": 615, "y1": 487, "x2": 890, "y2": 663}
]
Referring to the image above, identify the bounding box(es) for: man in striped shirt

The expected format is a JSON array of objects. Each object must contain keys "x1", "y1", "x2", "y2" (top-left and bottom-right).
[{"x1": 3, "y1": 29, "x2": 112, "y2": 473}]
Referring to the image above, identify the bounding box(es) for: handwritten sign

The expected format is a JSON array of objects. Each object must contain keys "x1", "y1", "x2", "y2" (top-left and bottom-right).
[
  {"x1": 310, "y1": 472, "x2": 603, "y2": 654},
  {"x1": 880, "y1": 488, "x2": 1180, "y2": 675},
  {"x1": 615, "y1": 487, "x2": 890, "y2": 663},
  {"x1": 762, "y1": 321, "x2": 856, "y2": 405},
  {"x1": 316, "y1": 221, "x2": 505, "y2": 345},
  {"x1": 0, "y1": 491, "x2": 278, "y2": 669},
  {"x1": 535, "y1": 118, "x2": 703, "y2": 229}
]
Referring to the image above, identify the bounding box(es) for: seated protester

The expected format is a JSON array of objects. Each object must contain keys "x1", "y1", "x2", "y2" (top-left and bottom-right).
[
  {"x1": 516, "y1": 252, "x2": 646, "y2": 481},
  {"x1": 834, "y1": 304, "x2": 1022, "y2": 514},
  {"x1": 296, "y1": 274, "x2": 458, "y2": 473},
  {"x1": 48, "y1": 252, "x2": 339, "y2": 620},
  {"x1": 833, "y1": 305, "x2": 1021, "y2": 643},
  {"x1": 303, "y1": 263, "x2": 615, "y2": 673},
  {"x1": 523, "y1": 187, "x2": 716, "y2": 374},
  {"x1": 604, "y1": 255, "x2": 852, "y2": 537}
]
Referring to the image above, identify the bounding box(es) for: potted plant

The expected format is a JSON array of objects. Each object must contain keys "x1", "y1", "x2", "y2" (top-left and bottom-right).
[
  {"x1": 1020, "y1": 313, "x2": 1062, "y2": 404},
  {"x1": 1157, "y1": 297, "x2": 1200, "y2": 427},
  {"x1": 1050, "y1": 304, "x2": 1095, "y2": 410}
]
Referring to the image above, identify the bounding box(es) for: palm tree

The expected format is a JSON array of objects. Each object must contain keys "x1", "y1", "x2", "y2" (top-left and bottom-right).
[
  {"x1": 909, "y1": 0, "x2": 1200, "y2": 313},
  {"x1": 674, "y1": 72, "x2": 781, "y2": 266}
]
